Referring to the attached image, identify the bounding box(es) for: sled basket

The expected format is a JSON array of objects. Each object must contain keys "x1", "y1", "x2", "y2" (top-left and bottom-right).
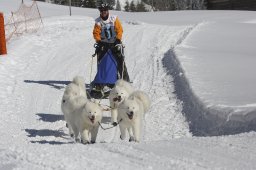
[
  {"x1": 90, "y1": 49, "x2": 118, "y2": 99},
  {"x1": 92, "y1": 49, "x2": 117, "y2": 85}
]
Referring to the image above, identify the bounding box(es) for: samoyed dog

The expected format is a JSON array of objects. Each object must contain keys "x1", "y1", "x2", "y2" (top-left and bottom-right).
[
  {"x1": 117, "y1": 90, "x2": 151, "y2": 142},
  {"x1": 69, "y1": 98, "x2": 103, "y2": 144},
  {"x1": 61, "y1": 76, "x2": 87, "y2": 137},
  {"x1": 71, "y1": 76, "x2": 87, "y2": 97},
  {"x1": 109, "y1": 80, "x2": 134, "y2": 125}
]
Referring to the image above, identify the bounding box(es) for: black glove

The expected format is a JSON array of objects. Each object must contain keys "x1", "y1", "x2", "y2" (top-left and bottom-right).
[
  {"x1": 114, "y1": 39, "x2": 121, "y2": 45},
  {"x1": 95, "y1": 41, "x2": 103, "y2": 47},
  {"x1": 112, "y1": 122, "x2": 118, "y2": 126},
  {"x1": 94, "y1": 41, "x2": 103, "y2": 54}
]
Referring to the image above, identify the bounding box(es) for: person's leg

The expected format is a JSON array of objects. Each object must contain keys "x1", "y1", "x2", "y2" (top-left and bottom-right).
[{"x1": 113, "y1": 50, "x2": 130, "y2": 82}]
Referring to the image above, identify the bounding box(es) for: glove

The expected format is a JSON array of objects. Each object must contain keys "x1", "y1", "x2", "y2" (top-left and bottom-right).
[
  {"x1": 95, "y1": 40, "x2": 103, "y2": 47},
  {"x1": 114, "y1": 39, "x2": 121, "y2": 45},
  {"x1": 94, "y1": 41, "x2": 103, "y2": 55},
  {"x1": 112, "y1": 122, "x2": 118, "y2": 126},
  {"x1": 94, "y1": 41, "x2": 104, "y2": 51}
]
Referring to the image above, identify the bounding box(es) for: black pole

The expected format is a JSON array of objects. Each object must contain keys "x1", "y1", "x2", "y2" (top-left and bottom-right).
[{"x1": 22, "y1": 0, "x2": 24, "y2": 3}]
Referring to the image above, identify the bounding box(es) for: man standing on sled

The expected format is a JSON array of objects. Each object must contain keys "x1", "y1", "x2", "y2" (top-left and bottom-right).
[{"x1": 93, "y1": 3, "x2": 130, "y2": 91}]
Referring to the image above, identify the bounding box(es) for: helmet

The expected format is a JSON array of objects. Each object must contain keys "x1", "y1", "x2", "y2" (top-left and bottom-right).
[{"x1": 98, "y1": 3, "x2": 109, "y2": 11}]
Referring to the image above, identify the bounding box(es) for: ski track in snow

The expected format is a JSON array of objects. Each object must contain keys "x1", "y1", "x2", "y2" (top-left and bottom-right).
[{"x1": 2, "y1": 14, "x2": 251, "y2": 169}]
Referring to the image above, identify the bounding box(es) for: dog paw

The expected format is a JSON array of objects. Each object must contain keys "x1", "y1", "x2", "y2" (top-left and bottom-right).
[
  {"x1": 129, "y1": 136, "x2": 135, "y2": 142},
  {"x1": 120, "y1": 135, "x2": 125, "y2": 140},
  {"x1": 81, "y1": 140, "x2": 90, "y2": 144},
  {"x1": 75, "y1": 138, "x2": 80, "y2": 143},
  {"x1": 112, "y1": 122, "x2": 118, "y2": 126}
]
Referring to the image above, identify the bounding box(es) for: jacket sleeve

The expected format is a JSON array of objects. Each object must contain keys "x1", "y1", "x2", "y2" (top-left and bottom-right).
[
  {"x1": 114, "y1": 17, "x2": 123, "y2": 41},
  {"x1": 93, "y1": 23, "x2": 101, "y2": 42}
]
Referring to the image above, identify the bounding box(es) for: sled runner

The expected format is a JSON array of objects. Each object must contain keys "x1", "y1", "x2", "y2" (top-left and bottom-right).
[{"x1": 90, "y1": 42, "x2": 130, "y2": 99}]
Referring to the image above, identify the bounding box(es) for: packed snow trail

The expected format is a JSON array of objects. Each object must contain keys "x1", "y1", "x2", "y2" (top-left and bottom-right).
[
  {"x1": 0, "y1": 16, "x2": 190, "y2": 141},
  {"x1": 0, "y1": 1, "x2": 256, "y2": 167},
  {"x1": 0, "y1": 15, "x2": 194, "y2": 168}
]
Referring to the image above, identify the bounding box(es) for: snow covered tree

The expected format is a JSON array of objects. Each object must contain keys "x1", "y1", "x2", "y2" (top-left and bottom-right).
[
  {"x1": 136, "y1": 2, "x2": 147, "y2": 12},
  {"x1": 106, "y1": 0, "x2": 115, "y2": 9},
  {"x1": 141, "y1": 0, "x2": 206, "y2": 11},
  {"x1": 116, "y1": 0, "x2": 121, "y2": 11},
  {"x1": 130, "y1": 1, "x2": 136, "y2": 12},
  {"x1": 174, "y1": 0, "x2": 206, "y2": 10},
  {"x1": 124, "y1": 0, "x2": 130, "y2": 12},
  {"x1": 81, "y1": 0, "x2": 96, "y2": 8}
]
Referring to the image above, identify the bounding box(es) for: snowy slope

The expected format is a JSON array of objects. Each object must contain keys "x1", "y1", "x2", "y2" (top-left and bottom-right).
[{"x1": 0, "y1": 0, "x2": 256, "y2": 169}]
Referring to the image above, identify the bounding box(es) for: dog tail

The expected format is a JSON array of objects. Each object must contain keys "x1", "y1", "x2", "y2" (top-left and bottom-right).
[
  {"x1": 63, "y1": 83, "x2": 80, "y2": 97},
  {"x1": 72, "y1": 76, "x2": 85, "y2": 87},
  {"x1": 115, "y1": 79, "x2": 134, "y2": 94},
  {"x1": 72, "y1": 76, "x2": 87, "y2": 98},
  {"x1": 130, "y1": 90, "x2": 151, "y2": 112}
]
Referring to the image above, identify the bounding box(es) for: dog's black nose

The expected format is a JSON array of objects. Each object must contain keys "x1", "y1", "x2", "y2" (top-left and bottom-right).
[
  {"x1": 91, "y1": 115, "x2": 95, "y2": 119},
  {"x1": 129, "y1": 111, "x2": 133, "y2": 116}
]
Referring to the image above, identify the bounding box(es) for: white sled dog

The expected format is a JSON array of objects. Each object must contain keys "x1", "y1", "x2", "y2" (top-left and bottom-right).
[
  {"x1": 109, "y1": 79, "x2": 134, "y2": 125},
  {"x1": 71, "y1": 76, "x2": 87, "y2": 97},
  {"x1": 61, "y1": 76, "x2": 87, "y2": 137},
  {"x1": 117, "y1": 90, "x2": 151, "y2": 142},
  {"x1": 69, "y1": 97, "x2": 103, "y2": 144}
]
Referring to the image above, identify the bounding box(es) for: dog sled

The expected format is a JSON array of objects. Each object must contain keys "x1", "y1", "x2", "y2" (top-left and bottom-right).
[{"x1": 90, "y1": 42, "x2": 130, "y2": 99}]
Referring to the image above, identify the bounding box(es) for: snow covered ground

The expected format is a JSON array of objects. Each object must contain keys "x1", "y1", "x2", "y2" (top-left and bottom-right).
[{"x1": 0, "y1": 0, "x2": 256, "y2": 169}]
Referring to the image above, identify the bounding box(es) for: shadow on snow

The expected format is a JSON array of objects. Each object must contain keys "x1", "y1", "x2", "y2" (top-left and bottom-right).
[
  {"x1": 24, "y1": 80, "x2": 93, "y2": 98},
  {"x1": 24, "y1": 80, "x2": 71, "y2": 90},
  {"x1": 36, "y1": 113, "x2": 64, "y2": 122},
  {"x1": 25, "y1": 129, "x2": 67, "y2": 138},
  {"x1": 25, "y1": 112, "x2": 111, "y2": 145}
]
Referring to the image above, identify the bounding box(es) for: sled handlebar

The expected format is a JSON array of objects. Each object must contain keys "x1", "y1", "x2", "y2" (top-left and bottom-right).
[{"x1": 92, "y1": 42, "x2": 125, "y2": 58}]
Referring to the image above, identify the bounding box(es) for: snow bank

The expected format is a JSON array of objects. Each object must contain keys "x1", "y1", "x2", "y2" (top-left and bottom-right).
[{"x1": 163, "y1": 48, "x2": 256, "y2": 136}]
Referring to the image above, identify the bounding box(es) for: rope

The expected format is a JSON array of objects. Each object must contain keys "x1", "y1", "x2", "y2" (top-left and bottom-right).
[
  {"x1": 89, "y1": 54, "x2": 94, "y2": 86},
  {"x1": 122, "y1": 60, "x2": 125, "y2": 80},
  {"x1": 98, "y1": 119, "x2": 123, "y2": 131}
]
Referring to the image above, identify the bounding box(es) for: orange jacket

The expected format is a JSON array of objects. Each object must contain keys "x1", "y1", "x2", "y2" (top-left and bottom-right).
[{"x1": 93, "y1": 15, "x2": 123, "y2": 43}]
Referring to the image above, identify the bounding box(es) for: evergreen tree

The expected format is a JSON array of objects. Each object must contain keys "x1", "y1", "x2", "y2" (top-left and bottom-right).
[
  {"x1": 129, "y1": 1, "x2": 136, "y2": 12},
  {"x1": 124, "y1": 0, "x2": 130, "y2": 12},
  {"x1": 81, "y1": 0, "x2": 96, "y2": 8},
  {"x1": 106, "y1": 0, "x2": 115, "y2": 9},
  {"x1": 136, "y1": 2, "x2": 147, "y2": 12},
  {"x1": 141, "y1": 0, "x2": 150, "y2": 4},
  {"x1": 116, "y1": 0, "x2": 121, "y2": 11}
]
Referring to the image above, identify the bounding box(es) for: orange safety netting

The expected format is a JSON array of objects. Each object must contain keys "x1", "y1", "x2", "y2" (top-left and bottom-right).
[{"x1": 4, "y1": 1, "x2": 43, "y2": 42}]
